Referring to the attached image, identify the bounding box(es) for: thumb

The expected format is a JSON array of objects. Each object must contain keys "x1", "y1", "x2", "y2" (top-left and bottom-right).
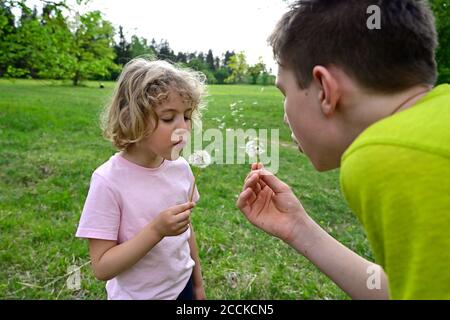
[
  {"x1": 259, "y1": 169, "x2": 291, "y2": 194},
  {"x1": 251, "y1": 162, "x2": 264, "y2": 171}
]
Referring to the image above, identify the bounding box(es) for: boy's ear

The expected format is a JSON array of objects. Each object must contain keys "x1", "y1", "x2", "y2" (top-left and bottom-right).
[{"x1": 312, "y1": 66, "x2": 340, "y2": 117}]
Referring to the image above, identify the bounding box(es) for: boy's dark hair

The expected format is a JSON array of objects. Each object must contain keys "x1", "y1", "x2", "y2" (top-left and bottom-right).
[{"x1": 269, "y1": 0, "x2": 438, "y2": 93}]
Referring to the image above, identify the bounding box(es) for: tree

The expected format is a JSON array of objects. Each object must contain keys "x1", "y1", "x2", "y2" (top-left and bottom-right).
[
  {"x1": 69, "y1": 11, "x2": 119, "y2": 85},
  {"x1": 114, "y1": 26, "x2": 132, "y2": 65},
  {"x1": 430, "y1": 0, "x2": 450, "y2": 83},
  {"x1": 1, "y1": 2, "x2": 75, "y2": 79},
  {"x1": 206, "y1": 49, "x2": 215, "y2": 71},
  {"x1": 214, "y1": 67, "x2": 229, "y2": 84},
  {"x1": 214, "y1": 57, "x2": 220, "y2": 70},
  {"x1": 176, "y1": 52, "x2": 187, "y2": 64},
  {"x1": 225, "y1": 51, "x2": 248, "y2": 84},
  {"x1": 157, "y1": 39, "x2": 176, "y2": 61},
  {"x1": 0, "y1": 0, "x2": 18, "y2": 76},
  {"x1": 247, "y1": 57, "x2": 266, "y2": 84},
  {"x1": 129, "y1": 35, "x2": 155, "y2": 59}
]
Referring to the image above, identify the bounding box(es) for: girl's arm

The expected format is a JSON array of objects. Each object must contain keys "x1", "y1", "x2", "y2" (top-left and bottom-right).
[
  {"x1": 89, "y1": 202, "x2": 194, "y2": 281},
  {"x1": 188, "y1": 223, "x2": 206, "y2": 300}
]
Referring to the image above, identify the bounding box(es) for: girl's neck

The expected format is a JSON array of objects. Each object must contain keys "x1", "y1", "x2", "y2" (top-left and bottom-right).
[{"x1": 121, "y1": 145, "x2": 164, "y2": 169}]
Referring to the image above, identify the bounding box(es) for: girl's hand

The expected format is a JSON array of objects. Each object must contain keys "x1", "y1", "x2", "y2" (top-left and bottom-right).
[
  {"x1": 152, "y1": 202, "x2": 195, "y2": 238},
  {"x1": 236, "y1": 164, "x2": 307, "y2": 243}
]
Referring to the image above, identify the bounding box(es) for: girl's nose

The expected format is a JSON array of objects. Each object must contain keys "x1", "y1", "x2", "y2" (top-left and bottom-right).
[{"x1": 178, "y1": 117, "x2": 190, "y2": 130}]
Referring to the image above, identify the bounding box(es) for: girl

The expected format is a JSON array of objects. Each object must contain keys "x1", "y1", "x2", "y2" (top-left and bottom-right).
[{"x1": 76, "y1": 58, "x2": 206, "y2": 300}]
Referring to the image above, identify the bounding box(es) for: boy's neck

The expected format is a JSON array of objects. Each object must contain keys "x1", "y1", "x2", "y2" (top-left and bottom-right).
[
  {"x1": 388, "y1": 88, "x2": 431, "y2": 115},
  {"x1": 344, "y1": 84, "x2": 432, "y2": 132},
  {"x1": 121, "y1": 145, "x2": 164, "y2": 169}
]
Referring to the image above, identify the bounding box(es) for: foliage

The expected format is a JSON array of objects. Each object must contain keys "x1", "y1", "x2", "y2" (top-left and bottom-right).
[
  {"x1": 225, "y1": 51, "x2": 248, "y2": 84},
  {"x1": 0, "y1": 1, "x2": 119, "y2": 85},
  {"x1": 430, "y1": 0, "x2": 450, "y2": 84},
  {"x1": 0, "y1": 1, "x2": 274, "y2": 85}
]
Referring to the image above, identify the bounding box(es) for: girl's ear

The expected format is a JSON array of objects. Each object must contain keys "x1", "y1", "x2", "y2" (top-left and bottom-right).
[{"x1": 312, "y1": 66, "x2": 341, "y2": 117}]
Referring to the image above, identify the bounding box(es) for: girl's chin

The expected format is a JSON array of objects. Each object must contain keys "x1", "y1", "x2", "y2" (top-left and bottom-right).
[{"x1": 167, "y1": 146, "x2": 184, "y2": 160}]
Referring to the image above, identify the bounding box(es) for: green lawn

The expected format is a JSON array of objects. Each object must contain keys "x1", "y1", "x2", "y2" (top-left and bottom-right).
[{"x1": 0, "y1": 79, "x2": 372, "y2": 299}]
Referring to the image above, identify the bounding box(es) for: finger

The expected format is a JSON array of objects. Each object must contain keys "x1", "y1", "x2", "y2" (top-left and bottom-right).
[
  {"x1": 244, "y1": 169, "x2": 259, "y2": 184},
  {"x1": 174, "y1": 209, "x2": 192, "y2": 223},
  {"x1": 251, "y1": 162, "x2": 264, "y2": 170},
  {"x1": 236, "y1": 188, "x2": 254, "y2": 212},
  {"x1": 175, "y1": 224, "x2": 190, "y2": 235},
  {"x1": 260, "y1": 169, "x2": 291, "y2": 193},
  {"x1": 246, "y1": 189, "x2": 257, "y2": 206},
  {"x1": 259, "y1": 178, "x2": 267, "y2": 189},
  {"x1": 177, "y1": 218, "x2": 191, "y2": 229},
  {"x1": 254, "y1": 181, "x2": 262, "y2": 194},
  {"x1": 243, "y1": 173, "x2": 260, "y2": 191},
  {"x1": 170, "y1": 202, "x2": 195, "y2": 214}
]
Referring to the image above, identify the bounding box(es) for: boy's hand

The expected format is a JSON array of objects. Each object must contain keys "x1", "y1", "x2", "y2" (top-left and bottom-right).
[
  {"x1": 236, "y1": 164, "x2": 307, "y2": 243},
  {"x1": 152, "y1": 202, "x2": 195, "y2": 238}
]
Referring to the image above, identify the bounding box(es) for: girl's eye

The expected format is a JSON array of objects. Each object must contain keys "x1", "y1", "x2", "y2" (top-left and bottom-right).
[{"x1": 161, "y1": 116, "x2": 191, "y2": 123}]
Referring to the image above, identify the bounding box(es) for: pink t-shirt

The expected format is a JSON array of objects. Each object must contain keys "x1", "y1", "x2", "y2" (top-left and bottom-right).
[{"x1": 75, "y1": 153, "x2": 199, "y2": 300}]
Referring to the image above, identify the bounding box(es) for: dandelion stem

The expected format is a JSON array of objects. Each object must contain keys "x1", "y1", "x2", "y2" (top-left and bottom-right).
[{"x1": 189, "y1": 170, "x2": 201, "y2": 202}]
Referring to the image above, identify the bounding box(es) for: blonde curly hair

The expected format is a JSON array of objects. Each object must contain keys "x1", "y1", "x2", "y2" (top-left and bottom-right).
[{"x1": 101, "y1": 58, "x2": 207, "y2": 150}]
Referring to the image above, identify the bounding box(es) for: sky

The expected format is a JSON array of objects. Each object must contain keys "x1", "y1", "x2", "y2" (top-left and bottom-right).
[{"x1": 79, "y1": 0, "x2": 289, "y2": 73}]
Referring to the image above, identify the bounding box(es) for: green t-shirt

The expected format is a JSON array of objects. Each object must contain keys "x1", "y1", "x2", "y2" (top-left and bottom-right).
[{"x1": 340, "y1": 84, "x2": 450, "y2": 299}]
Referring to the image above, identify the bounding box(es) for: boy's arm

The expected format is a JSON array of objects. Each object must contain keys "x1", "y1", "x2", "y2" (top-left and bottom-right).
[
  {"x1": 289, "y1": 215, "x2": 389, "y2": 299},
  {"x1": 188, "y1": 223, "x2": 206, "y2": 300},
  {"x1": 237, "y1": 167, "x2": 389, "y2": 300}
]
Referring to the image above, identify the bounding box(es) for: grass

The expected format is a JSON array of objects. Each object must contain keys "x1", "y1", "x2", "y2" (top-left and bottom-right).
[{"x1": 0, "y1": 79, "x2": 372, "y2": 299}]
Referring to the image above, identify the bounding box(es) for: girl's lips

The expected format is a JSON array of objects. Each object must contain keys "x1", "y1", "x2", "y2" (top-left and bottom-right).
[{"x1": 173, "y1": 140, "x2": 187, "y2": 148}]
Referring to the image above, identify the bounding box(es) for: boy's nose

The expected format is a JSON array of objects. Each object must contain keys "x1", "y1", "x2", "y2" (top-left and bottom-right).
[{"x1": 284, "y1": 113, "x2": 289, "y2": 125}]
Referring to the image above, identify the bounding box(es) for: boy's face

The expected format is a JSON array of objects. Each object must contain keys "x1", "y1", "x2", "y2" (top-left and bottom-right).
[
  {"x1": 141, "y1": 91, "x2": 192, "y2": 161},
  {"x1": 276, "y1": 66, "x2": 341, "y2": 171}
]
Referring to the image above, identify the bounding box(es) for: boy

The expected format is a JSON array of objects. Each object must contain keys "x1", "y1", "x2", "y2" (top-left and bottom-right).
[{"x1": 237, "y1": 0, "x2": 450, "y2": 299}]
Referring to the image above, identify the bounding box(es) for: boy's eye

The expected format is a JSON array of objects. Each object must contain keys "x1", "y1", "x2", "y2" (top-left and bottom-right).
[
  {"x1": 184, "y1": 116, "x2": 191, "y2": 121},
  {"x1": 161, "y1": 118, "x2": 174, "y2": 123}
]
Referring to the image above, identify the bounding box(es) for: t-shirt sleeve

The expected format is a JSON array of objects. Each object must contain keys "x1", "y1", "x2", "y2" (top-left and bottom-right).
[{"x1": 75, "y1": 173, "x2": 121, "y2": 241}]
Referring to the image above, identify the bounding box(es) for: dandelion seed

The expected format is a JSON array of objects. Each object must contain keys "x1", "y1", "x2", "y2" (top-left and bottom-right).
[
  {"x1": 245, "y1": 138, "x2": 265, "y2": 164},
  {"x1": 188, "y1": 150, "x2": 212, "y2": 169}
]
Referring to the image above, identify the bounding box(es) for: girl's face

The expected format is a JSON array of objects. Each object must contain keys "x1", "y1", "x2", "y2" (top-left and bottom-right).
[{"x1": 139, "y1": 91, "x2": 193, "y2": 161}]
